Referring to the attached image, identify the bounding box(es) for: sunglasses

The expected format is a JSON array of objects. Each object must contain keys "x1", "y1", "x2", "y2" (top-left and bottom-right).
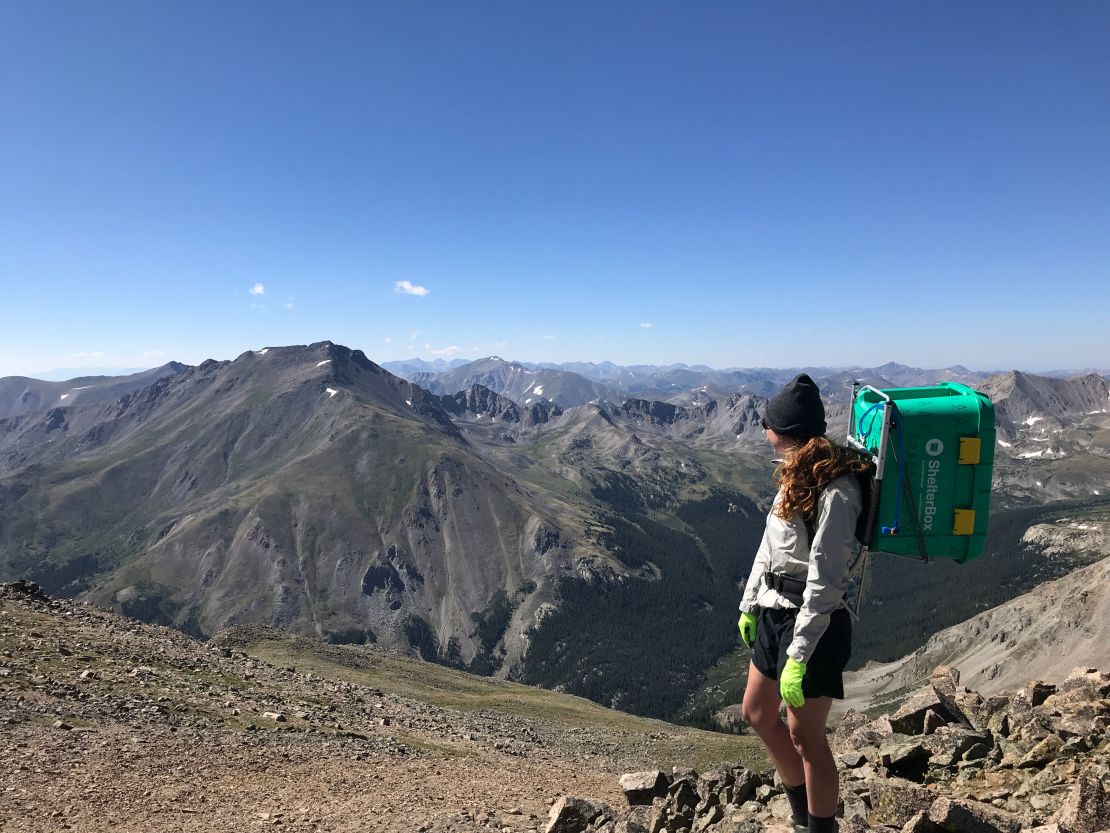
[{"x1": 760, "y1": 418, "x2": 770, "y2": 430}]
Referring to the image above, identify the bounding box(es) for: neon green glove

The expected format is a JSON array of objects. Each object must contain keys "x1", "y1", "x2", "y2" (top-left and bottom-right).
[
  {"x1": 738, "y1": 612, "x2": 758, "y2": 648},
  {"x1": 780, "y1": 658, "x2": 807, "y2": 708}
]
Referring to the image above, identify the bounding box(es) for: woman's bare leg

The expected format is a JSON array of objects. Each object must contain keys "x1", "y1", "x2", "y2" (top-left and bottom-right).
[
  {"x1": 786, "y1": 696, "x2": 838, "y2": 818},
  {"x1": 740, "y1": 661, "x2": 805, "y2": 787}
]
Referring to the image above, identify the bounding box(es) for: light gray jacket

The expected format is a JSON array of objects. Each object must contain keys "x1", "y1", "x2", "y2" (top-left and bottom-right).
[{"x1": 739, "y1": 474, "x2": 862, "y2": 664}]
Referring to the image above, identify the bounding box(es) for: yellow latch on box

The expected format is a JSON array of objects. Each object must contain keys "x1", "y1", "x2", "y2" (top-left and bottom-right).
[
  {"x1": 959, "y1": 436, "x2": 981, "y2": 465},
  {"x1": 953, "y1": 508, "x2": 976, "y2": 536}
]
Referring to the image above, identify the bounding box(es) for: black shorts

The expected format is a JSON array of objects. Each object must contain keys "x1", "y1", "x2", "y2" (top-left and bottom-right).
[{"x1": 751, "y1": 606, "x2": 852, "y2": 700}]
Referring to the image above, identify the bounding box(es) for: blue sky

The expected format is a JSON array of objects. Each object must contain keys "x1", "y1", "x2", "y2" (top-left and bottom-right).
[{"x1": 2, "y1": 1, "x2": 1108, "y2": 377}]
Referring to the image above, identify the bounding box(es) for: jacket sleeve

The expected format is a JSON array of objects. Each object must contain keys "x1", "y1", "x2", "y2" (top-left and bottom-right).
[
  {"x1": 786, "y1": 479, "x2": 861, "y2": 663},
  {"x1": 739, "y1": 516, "x2": 772, "y2": 614}
]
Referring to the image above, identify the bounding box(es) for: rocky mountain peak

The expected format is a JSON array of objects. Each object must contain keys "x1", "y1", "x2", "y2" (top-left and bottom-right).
[
  {"x1": 875, "y1": 360, "x2": 916, "y2": 376},
  {"x1": 438, "y1": 383, "x2": 522, "y2": 423},
  {"x1": 618, "y1": 398, "x2": 688, "y2": 426}
]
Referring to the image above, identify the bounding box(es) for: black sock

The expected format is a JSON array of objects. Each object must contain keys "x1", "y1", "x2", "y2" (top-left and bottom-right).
[
  {"x1": 783, "y1": 782, "x2": 808, "y2": 826},
  {"x1": 808, "y1": 813, "x2": 838, "y2": 833}
]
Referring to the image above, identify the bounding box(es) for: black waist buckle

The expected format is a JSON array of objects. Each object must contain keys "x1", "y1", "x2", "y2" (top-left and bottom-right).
[{"x1": 764, "y1": 571, "x2": 805, "y2": 606}]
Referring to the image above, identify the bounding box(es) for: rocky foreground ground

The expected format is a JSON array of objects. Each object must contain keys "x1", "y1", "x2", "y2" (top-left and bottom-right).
[
  {"x1": 0, "y1": 581, "x2": 757, "y2": 833},
  {"x1": 3, "y1": 580, "x2": 1109, "y2": 833},
  {"x1": 548, "y1": 667, "x2": 1110, "y2": 833}
]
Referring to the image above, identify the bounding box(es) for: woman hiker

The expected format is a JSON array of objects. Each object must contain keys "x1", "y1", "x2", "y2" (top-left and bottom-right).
[{"x1": 738, "y1": 373, "x2": 871, "y2": 833}]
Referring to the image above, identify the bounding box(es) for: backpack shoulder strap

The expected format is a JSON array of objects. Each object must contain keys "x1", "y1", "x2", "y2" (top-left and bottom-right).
[
  {"x1": 803, "y1": 509, "x2": 817, "y2": 549},
  {"x1": 805, "y1": 468, "x2": 875, "y2": 549},
  {"x1": 854, "y1": 468, "x2": 876, "y2": 546}
]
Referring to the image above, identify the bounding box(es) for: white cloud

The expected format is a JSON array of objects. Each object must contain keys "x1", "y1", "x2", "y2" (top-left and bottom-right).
[
  {"x1": 639, "y1": 322, "x2": 654, "y2": 329},
  {"x1": 430, "y1": 345, "x2": 462, "y2": 357},
  {"x1": 71, "y1": 351, "x2": 106, "y2": 358},
  {"x1": 249, "y1": 283, "x2": 265, "y2": 296},
  {"x1": 141, "y1": 349, "x2": 166, "y2": 358},
  {"x1": 394, "y1": 280, "x2": 429, "y2": 297},
  {"x1": 384, "y1": 336, "x2": 392, "y2": 343},
  {"x1": 543, "y1": 334, "x2": 556, "y2": 340},
  {"x1": 284, "y1": 301, "x2": 294, "y2": 310}
]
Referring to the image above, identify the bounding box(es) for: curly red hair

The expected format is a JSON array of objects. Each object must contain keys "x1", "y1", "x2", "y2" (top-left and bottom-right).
[{"x1": 774, "y1": 435, "x2": 873, "y2": 522}]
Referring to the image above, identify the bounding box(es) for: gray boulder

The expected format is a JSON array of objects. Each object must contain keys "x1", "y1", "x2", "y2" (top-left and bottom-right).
[
  {"x1": 839, "y1": 816, "x2": 875, "y2": 833},
  {"x1": 613, "y1": 807, "x2": 650, "y2": 833},
  {"x1": 619, "y1": 771, "x2": 670, "y2": 806},
  {"x1": 920, "y1": 725, "x2": 990, "y2": 769},
  {"x1": 1025, "y1": 680, "x2": 1057, "y2": 707},
  {"x1": 869, "y1": 778, "x2": 939, "y2": 827},
  {"x1": 1053, "y1": 667, "x2": 1110, "y2": 703},
  {"x1": 545, "y1": 797, "x2": 614, "y2": 833},
  {"x1": 1018, "y1": 735, "x2": 1064, "y2": 769},
  {"x1": 900, "y1": 810, "x2": 945, "y2": 832},
  {"x1": 691, "y1": 803, "x2": 723, "y2": 831},
  {"x1": 833, "y1": 709, "x2": 898, "y2": 752},
  {"x1": 1050, "y1": 771, "x2": 1110, "y2": 833},
  {"x1": 927, "y1": 796, "x2": 1022, "y2": 833},
  {"x1": 879, "y1": 736, "x2": 932, "y2": 781},
  {"x1": 727, "y1": 767, "x2": 761, "y2": 806},
  {"x1": 930, "y1": 666, "x2": 986, "y2": 730},
  {"x1": 890, "y1": 685, "x2": 959, "y2": 735},
  {"x1": 666, "y1": 775, "x2": 699, "y2": 813}
]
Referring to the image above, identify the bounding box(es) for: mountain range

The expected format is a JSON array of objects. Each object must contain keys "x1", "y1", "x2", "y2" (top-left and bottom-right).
[
  {"x1": 382, "y1": 357, "x2": 1010, "y2": 408},
  {"x1": 2, "y1": 341, "x2": 1108, "y2": 722}
]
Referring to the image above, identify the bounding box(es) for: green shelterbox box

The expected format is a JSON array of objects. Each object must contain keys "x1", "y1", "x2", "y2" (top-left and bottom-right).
[{"x1": 851, "y1": 382, "x2": 995, "y2": 563}]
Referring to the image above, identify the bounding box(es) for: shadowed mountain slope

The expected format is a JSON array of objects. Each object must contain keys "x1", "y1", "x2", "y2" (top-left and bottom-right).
[
  {"x1": 0, "y1": 343, "x2": 601, "y2": 671},
  {"x1": 843, "y1": 522, "x2": 1110, "y2": 716}
]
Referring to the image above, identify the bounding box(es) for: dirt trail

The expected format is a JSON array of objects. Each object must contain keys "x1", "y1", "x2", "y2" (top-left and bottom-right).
[{"x1": 1, "y1": 723, "x2": 623, "y2": 832}]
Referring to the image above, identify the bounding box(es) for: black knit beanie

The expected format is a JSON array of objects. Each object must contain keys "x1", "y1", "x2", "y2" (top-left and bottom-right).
[{"x1": 765, "y1": 373, "x2": 827, "y2": 438}]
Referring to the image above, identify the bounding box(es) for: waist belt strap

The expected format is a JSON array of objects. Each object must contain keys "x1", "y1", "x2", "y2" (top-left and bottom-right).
[{"x1": 764, "y1": 571, "x2": 806, "y2": 606}]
